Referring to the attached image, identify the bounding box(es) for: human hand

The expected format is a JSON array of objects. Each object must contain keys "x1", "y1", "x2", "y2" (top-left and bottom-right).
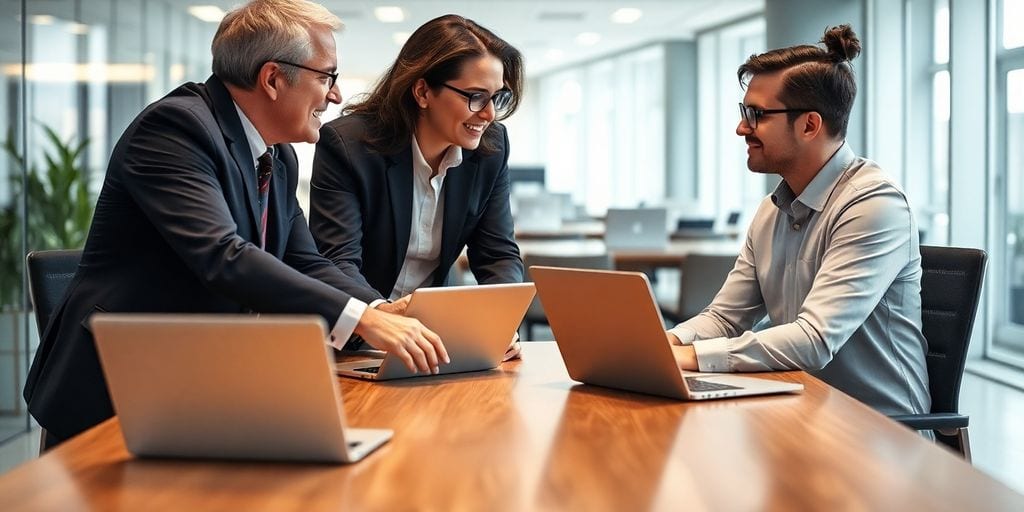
[
  {"x1": 354, "y1": 307, "x2": 449, "y2": 373},
  {"x1": 375, "y1": 294, "x2": 412, "y2": 316}
]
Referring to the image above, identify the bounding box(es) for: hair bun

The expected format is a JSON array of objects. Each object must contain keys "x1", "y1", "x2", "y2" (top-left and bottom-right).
[{"x1": 821, "y1": 24, "x2": 861, "y2": 63}]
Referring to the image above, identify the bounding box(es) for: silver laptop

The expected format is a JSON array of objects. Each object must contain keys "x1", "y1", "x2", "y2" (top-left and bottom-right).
[
  {"x1": 530, "y1": 267, "x2": 803, "y2": 400},
  {"x1": 336, "y1": 283, "x2": 536, "y2": 380},
  {"x1": 514, "y1": 193, "x2": 563, "y2": 231},
  {"x1": 604, "y1": 207, "x2": 669, "y2": 250},
  {"x1": 91, "y1": 314, "x2": 392, "y2": 463}
]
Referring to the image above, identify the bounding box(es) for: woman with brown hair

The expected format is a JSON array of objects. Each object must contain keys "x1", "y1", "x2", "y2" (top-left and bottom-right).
[{"x1": 310, "y1": 14, "x2": 525, "y2": 359}]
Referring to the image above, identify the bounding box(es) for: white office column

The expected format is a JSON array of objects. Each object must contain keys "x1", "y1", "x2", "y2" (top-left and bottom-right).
[
  {"x1": 948, "y1": 0, "x2": 992, "y2": 358},
  {"x1": 865, "y1": 0, "x2": 906, "y2": 179}
]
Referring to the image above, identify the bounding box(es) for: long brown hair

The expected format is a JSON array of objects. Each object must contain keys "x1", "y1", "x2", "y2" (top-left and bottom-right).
[
  {"x1": 737, "y1": 24, "x2": 861, "y2": 138},
  {"x1": 345, "y1": 14, "x2": 523, "y2": 155}
]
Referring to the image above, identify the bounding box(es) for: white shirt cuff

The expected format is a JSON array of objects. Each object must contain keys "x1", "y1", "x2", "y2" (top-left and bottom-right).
[
  {"x1": 692, "y1": 337, "x2": 730, "y2": 372},
  {"x1": 368, "y1": 299, "x2": 389, "y2": 310},
  {"x1": 327, "y1": 298, "x2": 368, "y2": 350},
  {"x1": 667, "y1": 325, "x2": 698, "y2": 345}
]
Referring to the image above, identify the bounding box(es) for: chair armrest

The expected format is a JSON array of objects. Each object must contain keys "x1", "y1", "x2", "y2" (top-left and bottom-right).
[{"x1": 889, "y1": 413, "x2": 969, "y2": 431}]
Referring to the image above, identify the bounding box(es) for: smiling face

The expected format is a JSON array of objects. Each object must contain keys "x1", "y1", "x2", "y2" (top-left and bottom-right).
[
  {"x1": 414, "y1": 54, "x2": 505, "y2": 156},
  {"x1": 274, "y1": 26, "x2": 342, "y2": 144},
  {"x1": 736, "y1": 71, "x2": 803, "y2": 175}
]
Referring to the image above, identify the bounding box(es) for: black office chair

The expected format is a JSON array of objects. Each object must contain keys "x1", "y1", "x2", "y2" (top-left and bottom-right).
[
  {"x1": 889, "y1": 245, "x2": 987, "y2": 460},
  {"x1": 661, "y1": 253, "x2": 737, "y2": 324},
  {"x1": 522, "y1": 253, "x2": 612, "y2": 340},
  {"x1": 26, "y1": 249, "x2": 83, "y2": 336},
  {"x1": 25, "y1": 249, "x2": 82, "y2": 453}
]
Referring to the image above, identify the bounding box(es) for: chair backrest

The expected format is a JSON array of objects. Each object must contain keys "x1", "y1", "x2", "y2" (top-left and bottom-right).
[
  {"x1": 523, "y1": 253, "x2": 613, "y2": 323},
  {"x1": 26, "y1": 249, "x2": 82, "y2": 336},
  {"x1": 919, "y1": 245, "x2": 987, "y2": 415},
  {"x1": 678, "y1": 253, "x2": 737, "y2": 319}
]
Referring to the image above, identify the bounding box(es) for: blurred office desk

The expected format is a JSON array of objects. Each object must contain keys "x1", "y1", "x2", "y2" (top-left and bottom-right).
[
  {"x1": 515, "y1": 238, "x2": 741, "y2": 269},
  {"x1": 2, "y1": 343, "x2": 1021, "y2": 511},
  {"x1": 514, "y1": 220, "x2": 605, "y2": 240}
]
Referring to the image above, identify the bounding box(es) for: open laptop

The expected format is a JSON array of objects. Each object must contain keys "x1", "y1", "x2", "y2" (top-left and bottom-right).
[
  {"x1": 514, "y1": 193, "x2": 564, "y2": 231},
  {"x1": 604, "y1": 207, "x2": 669, "y2": 250},
  {"x1": 530, "y1": 267, "x2": 803, "y2": 400},
  {"x1": 91, "y1": 314, "x2": 392, "y2": 463},
  {"x1": 336, "y1": 283, "x2": 536, "y2": 380}
]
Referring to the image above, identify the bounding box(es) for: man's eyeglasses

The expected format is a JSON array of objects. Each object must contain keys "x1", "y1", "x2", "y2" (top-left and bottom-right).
[
  {"x1": 442, "y1": 83, "x2": 513, "y2": 113},
  {"x1": 738, "y1": 103, "x2": 813, "y2": 129},
  {"x1": 273, "y1": 60, "x2": 338, "y2": 89}
]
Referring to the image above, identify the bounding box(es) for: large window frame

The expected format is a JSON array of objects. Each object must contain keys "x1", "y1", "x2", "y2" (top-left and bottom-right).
[{"x1": 989, "y1": 0, "x2": 1024, "y2": 368}]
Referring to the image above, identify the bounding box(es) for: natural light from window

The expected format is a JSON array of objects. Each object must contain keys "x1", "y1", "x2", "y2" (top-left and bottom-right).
[
  {"x1": 1005, "y1": 0, "x2": 1024, "y2": 49},
  {"x1": 934, "y1": 4, "x2": 949, "y2": 64}
]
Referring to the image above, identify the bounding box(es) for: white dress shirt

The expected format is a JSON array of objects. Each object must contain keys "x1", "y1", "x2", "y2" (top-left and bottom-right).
[
  {"x1": 233, "y1": 102, "x2": 367, "y2": 347},
  {"x1": 389, "y1": 135, "x2": 463, "y2": 300}
]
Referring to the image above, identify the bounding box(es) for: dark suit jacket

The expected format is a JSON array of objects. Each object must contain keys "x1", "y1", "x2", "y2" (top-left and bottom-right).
[
  {"x1": 309, "y1": 114, "x2": 523, "y2": 299},
  {"x1": 23, "y1": 76, "x2": 381, "y2": 441}
]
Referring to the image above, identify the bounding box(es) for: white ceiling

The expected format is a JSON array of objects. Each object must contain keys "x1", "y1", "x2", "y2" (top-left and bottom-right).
[
  {"x1": 1, "y1": 0, "x2": 764, "y2": 82},
  {"x1": 319, "y1": 0, "x2": 764, "y2": 80}
]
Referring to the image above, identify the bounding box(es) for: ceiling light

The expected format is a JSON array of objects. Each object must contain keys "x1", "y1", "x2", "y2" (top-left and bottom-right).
[
  {"x1": 30, "y1": 15, "x2": 55, "y2": 25},
  {"x1": 610, "y1": 8, "x2": 643, "y2": 24},
  {"x1": 392, "y1": 32, "x2": 411, "y2": 46},
  {"x1": 575, "y1": 32, "x2": 601, "y2": 46},
  {"x1": 374, "y1": 6, "x2": 405, "y2": 23},
  {"x1": 68, "y1": 23, "x2": 89, "y2": 35},
  {"x1": 188, "y1": 5, "x2": 226, "y2": 23}
]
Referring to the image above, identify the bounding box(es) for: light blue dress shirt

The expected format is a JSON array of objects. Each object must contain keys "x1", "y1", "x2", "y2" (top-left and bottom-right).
[{"x1": 669, "y1": 143, "x2": 931, "y2": 415}]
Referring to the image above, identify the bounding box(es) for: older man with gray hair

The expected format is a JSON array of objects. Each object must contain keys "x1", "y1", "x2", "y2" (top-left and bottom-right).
[{"x1": 25, "y1": 0, "x2": 449, "y2": 450}]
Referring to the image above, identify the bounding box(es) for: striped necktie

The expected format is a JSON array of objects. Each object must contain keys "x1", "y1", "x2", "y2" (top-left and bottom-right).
[{"x1": 257, "y1": 150, "x2": 273, "y2": 250}]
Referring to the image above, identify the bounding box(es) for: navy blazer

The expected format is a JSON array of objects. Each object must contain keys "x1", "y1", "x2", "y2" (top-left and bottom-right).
[
  {"x1": 23, "y1": 76, "x2": 380, "y2": 440},
  {"x1": 309, "y1": 114, "x2": 523, "y2": 299}
]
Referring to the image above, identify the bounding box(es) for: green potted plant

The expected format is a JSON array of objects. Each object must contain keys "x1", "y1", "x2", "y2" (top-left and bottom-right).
[{"x1": 1, "y1": 124, "x2": 93, "y2": 414}]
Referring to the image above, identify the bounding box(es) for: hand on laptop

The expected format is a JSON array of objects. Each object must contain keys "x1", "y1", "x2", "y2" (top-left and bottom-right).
[
  {"x1": 375, "y1": 294, "x2": 411, "y2": 316},
  {"x1": 354, "y1": 308, "x2": 450, "y2": 374}
]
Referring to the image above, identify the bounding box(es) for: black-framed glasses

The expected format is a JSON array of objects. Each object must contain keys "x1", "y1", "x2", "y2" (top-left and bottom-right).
[
  {"x1": 738, "y1": 103, "x2": 813, "y2": 129},
  {"x1": 442, "y1": 83, "x2": 513, "y2": 113},
  {"x1": 272, "y1": 60, "x2": 338, "y2": 89}
]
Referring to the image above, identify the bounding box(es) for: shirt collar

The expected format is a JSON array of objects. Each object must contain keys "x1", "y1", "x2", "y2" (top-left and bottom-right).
[
  {"x1": 411, "y1": 134, "x2": 463, "y2": 180},
  {"x1": 232, "y1": 101, "x2": 271, "y2": 167},
  {"x1": 772, "y1": 142, "x2": 855, "y2": 213}
]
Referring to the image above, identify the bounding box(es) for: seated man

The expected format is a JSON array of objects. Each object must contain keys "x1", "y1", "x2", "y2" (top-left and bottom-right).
[
  {"x1": 667, "y1": 25, "x2": 930, "y2": 415},
  {"x1": 24, "y1": 0, "x2": 447, "y2": 449}
]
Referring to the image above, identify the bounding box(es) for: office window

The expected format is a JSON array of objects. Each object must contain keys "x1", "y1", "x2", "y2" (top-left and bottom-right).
[
  {"x1": 538, "y1": 46, "x2": 665, "y2": 215},
  {"x1": 696, "y1": 18, "x2": 765, "y2": 223},
  {"x1": 903, "y1": 0, "x2": 950, "y2": 245},
  {"x1": 0, "y1": 0, "x2": 216, "y2": 444},
  {"x1": 992, "y1": 0, "x2": 1024, "y2": 365}
]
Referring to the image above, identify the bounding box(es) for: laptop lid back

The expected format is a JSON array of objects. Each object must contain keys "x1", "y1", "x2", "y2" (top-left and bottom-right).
[
  {"x1": 91, "y1": 314, "x2": 353, "y2": 462},
  {"x1": 374, "y1": 283, "x2": 536, "y2": 379},
  {"x1": 530, "y1": 267, "x2": 687, "y2": 399},
  {"x1": 605, "y1": 208, "x2": 669, "y2": 250}
]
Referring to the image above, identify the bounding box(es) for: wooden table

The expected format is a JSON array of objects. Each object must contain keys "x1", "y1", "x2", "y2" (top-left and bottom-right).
[{"x1": 2, "y1": 343, "x2": 1021, "y2": 511}]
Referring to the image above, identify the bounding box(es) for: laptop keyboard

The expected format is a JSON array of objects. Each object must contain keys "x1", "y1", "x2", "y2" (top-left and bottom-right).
[
  {"x1": 685, "y1": 377, "x2": 742, "y2": 392},
  {"x1": 354, "y1": 366, "x2": 381, "y2": 374}
]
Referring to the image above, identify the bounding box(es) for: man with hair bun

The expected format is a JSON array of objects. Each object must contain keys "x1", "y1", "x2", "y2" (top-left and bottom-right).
[{"x1": 666, "y1": 25, "x2": 930, "y2": 415}]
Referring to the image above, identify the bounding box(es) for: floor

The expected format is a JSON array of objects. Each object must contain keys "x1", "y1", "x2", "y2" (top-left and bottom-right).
[{"x1": 1, "y1": 360, "x2": 1022, "y2": 495}]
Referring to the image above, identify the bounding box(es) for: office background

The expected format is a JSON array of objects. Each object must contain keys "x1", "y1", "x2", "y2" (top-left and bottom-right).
[{"x1": 0, "y1": 0, "x2": 1021, "y2": 482}]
